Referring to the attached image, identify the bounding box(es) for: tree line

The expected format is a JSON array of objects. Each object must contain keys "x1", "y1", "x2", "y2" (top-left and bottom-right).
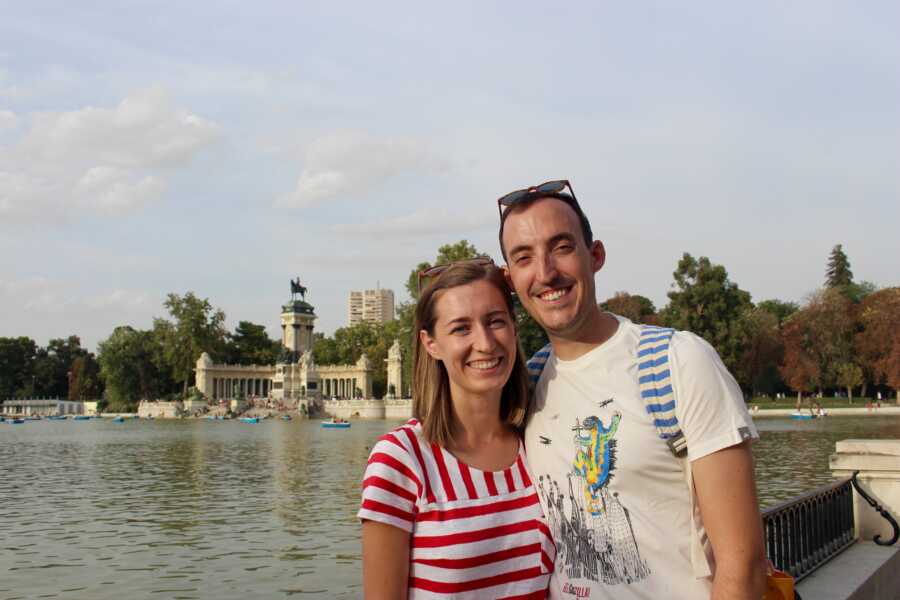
[
  {"x1": 2, "y1": 243, "x2": 896, "y2": 410},
  {"x1": 321, "y1": 241, "x2": 897, "y2": 403}
]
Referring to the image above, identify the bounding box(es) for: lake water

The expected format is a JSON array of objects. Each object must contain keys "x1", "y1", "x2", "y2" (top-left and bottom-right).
[{"x1": 1, "y1": 415, "x2": 899, "y2": 599}]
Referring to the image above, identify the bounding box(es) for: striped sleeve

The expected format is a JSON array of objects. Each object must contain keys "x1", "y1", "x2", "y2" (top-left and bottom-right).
[{"x1": 358, "y1": 432, "x2": 422, "y2": 532}]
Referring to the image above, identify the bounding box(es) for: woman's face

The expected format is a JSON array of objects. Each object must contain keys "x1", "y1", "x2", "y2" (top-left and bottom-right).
[{"x1": 420, "y1": 279, "x2": 517, "y2": 399}]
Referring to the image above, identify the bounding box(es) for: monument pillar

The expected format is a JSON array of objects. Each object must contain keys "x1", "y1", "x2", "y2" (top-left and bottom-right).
[{"x1": 386, "y1": 340, "x2": 403, "y2": 399}]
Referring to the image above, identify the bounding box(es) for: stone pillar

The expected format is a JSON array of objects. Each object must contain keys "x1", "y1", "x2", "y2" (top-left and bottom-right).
[
  {"x1": 830, "y1": 439, "x2": 900, "y2": 542},
  {"x1": 386, "y1": 340, "x2": 402, "y2": 398}
]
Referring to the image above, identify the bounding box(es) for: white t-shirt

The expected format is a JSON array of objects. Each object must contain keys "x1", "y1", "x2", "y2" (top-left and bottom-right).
[{"x1": 523, "y1": 315, "x2": 757, "y2": 599}]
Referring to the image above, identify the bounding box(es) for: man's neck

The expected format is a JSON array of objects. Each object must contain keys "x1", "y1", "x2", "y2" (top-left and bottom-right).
[{"x1": 548, "y1": 310, "x2": 619, "y2": 361}]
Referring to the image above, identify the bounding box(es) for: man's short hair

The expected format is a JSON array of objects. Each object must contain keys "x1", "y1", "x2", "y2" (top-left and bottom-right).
[{"x1": 498, "y1": 194, "x2": 593, "y2": 261}]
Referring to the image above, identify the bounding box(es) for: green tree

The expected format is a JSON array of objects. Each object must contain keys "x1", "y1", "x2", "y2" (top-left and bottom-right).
[
  {"x1": 97, "y1": 326, "x2": 172, "y2": 411},
  {"x1": 659, "y1": 253, "x2": 753, "y2": 375},
  {"x1": 223, "y1": 321, "x2": 280, "y2": 365},
  {"x1": 155, "y1": 292, "x2": 227, "y2": 396},
  {"x1": 513, "y1": 295, "x2": 549, "y2": 359},
  {"x1": 0, "y1": 337, "x2": 38, "y2": 399},
  {"x1": 825, "y1": 244, "x2": 853, "y2": 288},
  {"x1": 405, "y1": 240, "x2": 483, "y2": 301},
  {"x1": 32, "y1": 336, "x2": 89, "y2": 398},
  {"x1": 600, "y1": 292, "x2": 658, "y2": 324},
  {"x1": 802, "y1": 288, "x2": 856, "y2": 395},
  {"x1": 735, "y1": 307, "x2": 784, "y2": 397},
  {"x1": 835, "y1": 362, "x2": 864, "y2": 402},
  {"x1": 756, "y1": 299, "x2": 799, "y2": 325},
  {"x1": 69, "y1": 353, "x2": 104, "y2": 401}
]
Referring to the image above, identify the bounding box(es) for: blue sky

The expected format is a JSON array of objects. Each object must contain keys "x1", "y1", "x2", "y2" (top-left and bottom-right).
[{"x1": 1, "y1": 1, "x2": 898, "y2": 350}]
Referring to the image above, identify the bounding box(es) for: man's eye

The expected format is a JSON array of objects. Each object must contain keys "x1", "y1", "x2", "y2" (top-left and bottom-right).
[
  {"x1": 451, "y1": 326, "x2": 469, "y2": 334},
  {"x1": 514, "y1": 255, "x2": 531, "y2": 264}
]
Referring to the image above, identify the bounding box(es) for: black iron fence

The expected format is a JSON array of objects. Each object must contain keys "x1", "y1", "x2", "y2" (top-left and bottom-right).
[
  {"x1": 762, "y1": 476, "x2": 856, "y2": 582},
  {"x1": 762, "y1": 471, "x2": 900, "y2": 583}
]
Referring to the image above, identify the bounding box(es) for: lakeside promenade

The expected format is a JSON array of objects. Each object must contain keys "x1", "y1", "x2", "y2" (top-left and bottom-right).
[{"x1": 752, "y1": 406, "x2": 900, "y2": 417}]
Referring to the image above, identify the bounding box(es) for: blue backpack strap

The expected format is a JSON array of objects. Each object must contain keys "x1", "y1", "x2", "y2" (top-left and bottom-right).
[
  {"x1": 526, "y1": 343, "x2": 553, "y2": 392},
  {"x1": 638, "y1": 325, "x2": 688, "y2": 457}
]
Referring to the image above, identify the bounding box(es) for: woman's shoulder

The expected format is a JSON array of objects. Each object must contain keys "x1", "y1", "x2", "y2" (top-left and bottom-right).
[{"x1": 371, "y1": 419, "x2": 427, "y2": 456}]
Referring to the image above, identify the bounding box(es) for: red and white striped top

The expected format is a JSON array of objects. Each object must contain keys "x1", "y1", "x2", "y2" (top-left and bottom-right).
[{"x1": 359, "y1": 419, "x2": 554, "y2": 599}]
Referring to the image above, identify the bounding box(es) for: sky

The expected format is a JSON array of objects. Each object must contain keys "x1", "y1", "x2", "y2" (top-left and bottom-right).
[{"x1": 1, "y1": 1, "x2": 898, "y2": 351}]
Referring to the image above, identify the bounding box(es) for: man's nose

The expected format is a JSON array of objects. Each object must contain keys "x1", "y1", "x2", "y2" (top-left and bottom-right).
[{"x1": 537, "y1": 252, "x2": 558, "y2": 283}]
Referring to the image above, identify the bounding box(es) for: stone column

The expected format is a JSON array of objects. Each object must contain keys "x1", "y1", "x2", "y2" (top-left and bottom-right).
[
  {"x1": 386, "y1": 340, "x2": 402, "y2": 399},
  {"x1": 830, "y1": 439, "x2": 900, "y2": 542}
]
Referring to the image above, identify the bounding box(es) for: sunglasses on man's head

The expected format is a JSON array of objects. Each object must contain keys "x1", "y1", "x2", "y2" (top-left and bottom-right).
[
  {"x1": 496, "y1": 179, "x2": 578, "y2": 217},
  {"x1": 416, "y1": 256, "x2": 495, "y2": 294}
]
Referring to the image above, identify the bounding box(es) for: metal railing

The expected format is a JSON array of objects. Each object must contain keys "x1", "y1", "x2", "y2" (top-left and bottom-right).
[
  {"x1": 762, "y1": 476, "x2": 856, "y2": 582},
  {"x1": 762, "y1": 471, "x2": 899, "y2": 582}
]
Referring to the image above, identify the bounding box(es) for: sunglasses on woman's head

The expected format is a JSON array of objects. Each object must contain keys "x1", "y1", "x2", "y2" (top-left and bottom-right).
[{"x1": 416, "y1": 256, "x2": 495, "y2": 294}]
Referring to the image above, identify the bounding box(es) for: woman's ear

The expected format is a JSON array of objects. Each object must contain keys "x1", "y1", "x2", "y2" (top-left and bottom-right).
[{"x1": 419, "y1": 329, "x2": 442, "y2": 361}]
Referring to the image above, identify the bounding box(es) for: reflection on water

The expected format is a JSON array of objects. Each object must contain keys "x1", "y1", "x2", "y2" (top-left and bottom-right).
[
  {"x1": 1, "y1": 415, "x2": 898, "y2": 598},
  {"x1": 752, "y1": 415, "x2": 900, "y2": 507},
  {"x1": 0, "y1": 419, "x2": 403, "y2": 599}
]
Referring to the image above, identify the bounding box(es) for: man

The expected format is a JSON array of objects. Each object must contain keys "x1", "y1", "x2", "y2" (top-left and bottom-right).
[{"x1": 497, "y1": 180, "x2": 767, "y2": 599}]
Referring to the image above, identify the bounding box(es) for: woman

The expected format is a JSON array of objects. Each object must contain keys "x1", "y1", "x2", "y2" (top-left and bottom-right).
[{"x1": 358, "y1": 260, "x2": 554, "y2": 599}]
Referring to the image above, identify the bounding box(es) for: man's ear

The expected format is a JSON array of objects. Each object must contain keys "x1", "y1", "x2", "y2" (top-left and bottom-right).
[
  {"x1": 590, "y1": 240, "x2": 606, "y2": 273},
  {"x1": 501, "y1": 264, "x2": 513, "y2": 288},
  {"x1": 419, "y1": 329, "x2": 441, "y2": 360}
]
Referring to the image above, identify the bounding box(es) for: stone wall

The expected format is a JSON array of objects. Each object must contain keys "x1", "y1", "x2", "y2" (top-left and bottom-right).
[{"x1": 137, "y1": 400, "x2": 181, "y2": 419}]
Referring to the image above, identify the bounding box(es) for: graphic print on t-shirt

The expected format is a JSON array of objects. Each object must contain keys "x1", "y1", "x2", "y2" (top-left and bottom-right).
[{"x1": 536, "y1": 410, "x2": 650, "y2": 586}]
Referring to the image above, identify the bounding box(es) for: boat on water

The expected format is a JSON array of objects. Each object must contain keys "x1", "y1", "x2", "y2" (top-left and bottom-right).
[
  {"x1": 321, "y1": 418, "x2": 351, "y2": 429},
  {"x1": 239, "y1": 417, "x2": 260, "y2": 424},
  {"x1": 47, "y1": 415, "x2": 68, "y2": 420},
  {"x1": 9, "y1": 419, "x2": 25, "y2": 424},
  {"x1": 112, "y1": 416, "x2": 126, "y2": 423},
  {"x1": 280, "y1": 414, "x2": 292, "y2": 421},
  {"x1": 73, "y1": 415, "x2": 91, "y2": 421},
  {"x1": 790, "y1": 412, "x2": 815, "y2": 420}
]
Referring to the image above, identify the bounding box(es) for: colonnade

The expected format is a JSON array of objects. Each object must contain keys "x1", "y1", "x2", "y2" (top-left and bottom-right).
[
  {"x1": 210, "y1": 377, "x2": 271, "y2": 399},
  {"x1": 322, "y1": 377, "x2": 359, "y2": 399}
]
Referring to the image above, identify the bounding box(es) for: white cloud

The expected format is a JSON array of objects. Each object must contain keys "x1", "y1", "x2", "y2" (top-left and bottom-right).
[
  {"x1": 332, "y1": 207, "x2": 494, "y2": 237},
  {"x1": 0, "y1": 109, "x2": 16, "y2": 131},
  {"x1": 275, "y1": 130, "x2": 447, "y2": 209},
  {"x1": 0, "y1": 87, "x2": 219, "y2": 222}
]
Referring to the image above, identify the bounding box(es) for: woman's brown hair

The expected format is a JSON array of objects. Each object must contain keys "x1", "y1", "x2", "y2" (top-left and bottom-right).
[{"x1": 412, "y1": 261, "x2": 529, "y2": 447}]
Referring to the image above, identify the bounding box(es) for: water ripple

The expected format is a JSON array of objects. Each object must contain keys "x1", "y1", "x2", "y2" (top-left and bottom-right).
[{"x1": 2, "y1": 416, "x2": 898, "y2": 598}]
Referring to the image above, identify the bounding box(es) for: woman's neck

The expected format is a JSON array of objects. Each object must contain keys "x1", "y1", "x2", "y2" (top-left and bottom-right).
[{"x1": 447, "y1": 385, "x2": 511, "y2": 453}]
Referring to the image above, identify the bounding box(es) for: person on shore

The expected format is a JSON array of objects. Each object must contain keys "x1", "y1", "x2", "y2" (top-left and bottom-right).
[
  {"x1": 497, "y1": 180, "x2": 767, "y2": 599},
  {"x1": 358, "y1": 260, "x2": 554, "y2": 599}
]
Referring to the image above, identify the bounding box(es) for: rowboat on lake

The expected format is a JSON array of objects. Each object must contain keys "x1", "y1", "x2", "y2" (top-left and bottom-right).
[
  {"x1": 790, "y1": 412, "x2": 815, "y2": 420},
  {"x1": 73, "y1": 415, "x2": 91, "y2": 421},
  {"x1": 239, "y1": 417, "x2": 260, "y2": 424},
  {"x1": 321, "y1": 418, "x2": 351, "y2": 429}
]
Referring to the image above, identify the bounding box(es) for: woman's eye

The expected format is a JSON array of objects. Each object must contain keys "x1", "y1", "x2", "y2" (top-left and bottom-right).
[{"x1": 490, "y1": 318, "x2": 508, "y2": 328}]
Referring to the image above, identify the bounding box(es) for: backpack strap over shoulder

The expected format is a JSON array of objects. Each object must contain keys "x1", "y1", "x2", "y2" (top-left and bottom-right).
[
  {"x1": 526, "y1": 343, "x2": 553, "y2": 391},
  {"x1": 637, "y1": 325, "x2": 688, "y2": 458}
]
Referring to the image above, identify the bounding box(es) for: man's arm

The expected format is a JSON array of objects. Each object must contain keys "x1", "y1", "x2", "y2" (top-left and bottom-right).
[
  {"x1": 692, "y1": 441, "x2": 768, "y2": 600},
  {"x1": 362, "y1": 520, "x2": 410, "y2": 600}
]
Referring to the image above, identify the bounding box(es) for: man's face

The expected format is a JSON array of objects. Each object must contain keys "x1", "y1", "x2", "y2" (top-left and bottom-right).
[{"x1": 501, "y1": 198, "x2": 604, "y2": 340}]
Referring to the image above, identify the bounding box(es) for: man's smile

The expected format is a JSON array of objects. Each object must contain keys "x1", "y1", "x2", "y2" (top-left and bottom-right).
[{"x1": 536, "y1": 286, "x2": 573, "y2": 303}]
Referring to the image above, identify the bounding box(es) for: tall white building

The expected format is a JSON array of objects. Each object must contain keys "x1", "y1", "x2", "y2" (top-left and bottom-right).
[{"x1": 348, "y1": 287, "x2": 395, "y2": 325}]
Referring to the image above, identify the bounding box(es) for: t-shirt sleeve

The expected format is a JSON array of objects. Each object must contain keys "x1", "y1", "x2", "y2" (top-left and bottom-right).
[
  {"x1": 669, "y1": 332, "x2": 758, "y2": 462},
  {"x1": 357, "y1": 434, "x2": 422, "y2": 533}
]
